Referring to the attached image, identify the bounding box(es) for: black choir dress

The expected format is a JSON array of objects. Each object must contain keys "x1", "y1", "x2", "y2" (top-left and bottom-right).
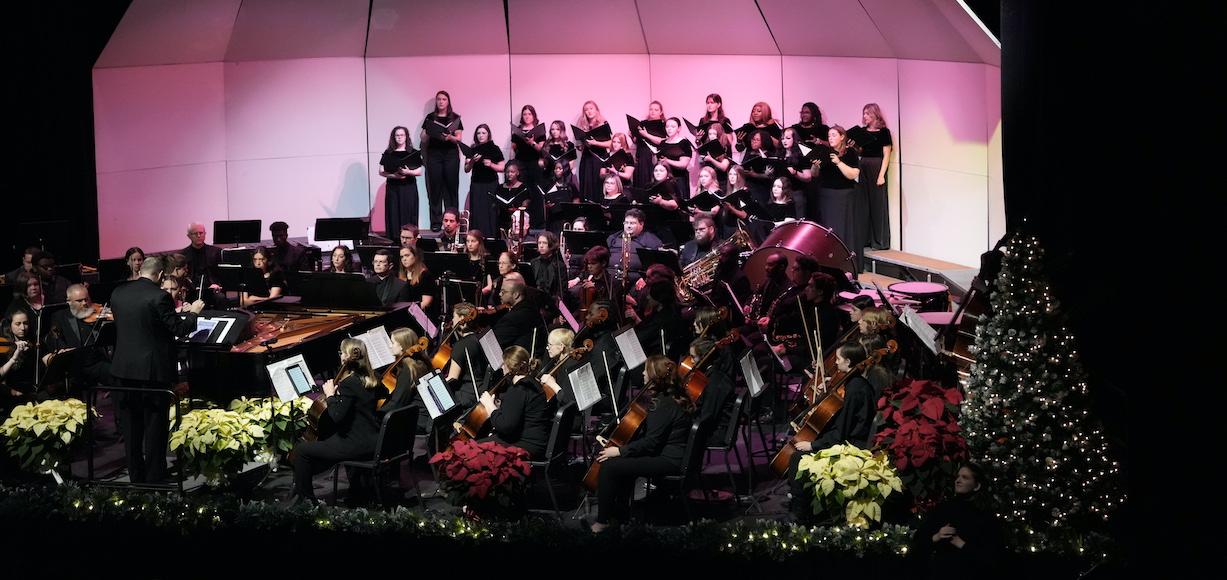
[
  {"x1": 577, "y1": 123, "x2": 610, "y2": 203},
  {"x1": 659, "y1": 139, "x2": 694, "y2": 191},
  {"x1": 381, "y1": 149, "x2": 421, "y2": 236},
  {"x1": 467, "y1": 144, "x2": 505, "y2": 238},
  {"x1": 422, "y1": 113, "x2": 463, "y2": 230},
  {"x1": 816, "y1": 149, "x2": 863, "y2": 271},
  {"x1": 858, "y1": 127, "x2": 893, "y2": 250}
]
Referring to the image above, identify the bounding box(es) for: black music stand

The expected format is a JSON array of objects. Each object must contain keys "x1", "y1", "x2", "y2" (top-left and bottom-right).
[
  {"x1": 638, "y1": 248, "x2": 683, "y2": 277},
  {"x1": 558, "y1": 203, "x2": 608, "y2": 231},
  {"x1": 214, "y1": 220, "x2": 262, "y2": 247},
  {"x1": 216, "y1": 264, "x2": 268, "y2": 301},
  {"x1": 96, "y1": 258, "x2": 129, "y2": 283},
  {"x1": 298, "y1": 272, "x2": 383, "y2": 309},
  {"x1": 314, "y1": 218, "x2": 370, "y2": 243},
  {"x1": 563, "y1": 231, "x2": 609, "y2": 256}
]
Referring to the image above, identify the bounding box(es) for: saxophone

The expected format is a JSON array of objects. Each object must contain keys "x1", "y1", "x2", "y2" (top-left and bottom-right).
[{"x1": 676, "y1": 228, "x2": 752, "y2": 304}]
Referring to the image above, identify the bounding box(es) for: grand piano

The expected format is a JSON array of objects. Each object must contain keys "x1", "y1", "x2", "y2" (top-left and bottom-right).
[{"x1": 186, "y1": 273, "x2": 423, "y2": 403}]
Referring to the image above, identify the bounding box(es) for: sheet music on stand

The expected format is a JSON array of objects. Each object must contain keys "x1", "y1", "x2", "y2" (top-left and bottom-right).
[
  {"x1": 478, "y1": 330, "x2": 504, "y2": 370},
  {"x1": 418, "y1": 370, "x2": 457, "y2": 419},
  {"x1": 613, "y1": 324, "x2": 647, "y2": 370},
  {"x1": 558, "y1": 298, "x2": 580, "y2": 332},
  {"x1": 409, "y1": 303, "x2": 438, "y2": 339},
  {"x1": 265, "y1": 354, "x2": 315, "y2": 402},
  {"x1": 569, "y1": 362, "x2": 602, "y2": 412},
  {"x1": 740, "y1": 351, "x2": 766, "y2": 398},
  {"x1": 899, "y1": 305, "x2": 940, "y2": 356},
  {"x1": 354, "y1": 325, "x2": 396, "y2": 369}
]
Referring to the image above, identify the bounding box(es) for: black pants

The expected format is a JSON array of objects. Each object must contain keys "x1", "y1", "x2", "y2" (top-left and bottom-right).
[
  {"x1": 426, "y1": 150, "x2": 460, "y2": 229},
  {"x1": 116, "y1": 380, "x2": 172, "y2": 483},
  {"x1": 595, "y1": 455, "x2": 680, "y2": 524},
  {"x1": 291, "y1": 439, "x2": 368, "y2": 499}
]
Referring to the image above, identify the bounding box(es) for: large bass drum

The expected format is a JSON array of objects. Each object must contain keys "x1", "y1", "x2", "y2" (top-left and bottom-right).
[{"x1": 743, "y1": 220, "x2": 857, "y2": 289}]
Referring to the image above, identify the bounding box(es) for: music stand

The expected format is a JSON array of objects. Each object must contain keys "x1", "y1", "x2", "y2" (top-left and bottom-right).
[
  {"x1": 416, "y1": 237, "x2": 440, "y2": 252},
  {"x1": 638, "y1": 248, "x2": 683, "y2": 277},
  {"x1": 563, "y1": 232, "x2": 609, "y2": 256},
  {"x1": 214, "y1": 220, "x2": 262, "y2": 247},
  {"x1": 298, "y1": 272, "x2": 383, "y2": 309},
  {"x1": 602, "y1": 203, "x2": 638, "y2": 232},
  {"x1": 57, "y1": 262, "x2": 83, "y2": 284},
  {"x1": 216, "y1": 264, "x2": 268, "y2": 300},
  {"x1": 314, "y1": 218, "x2": 369, "y2": 243},
  {"x1": 96, "y1": 258, "x2": 129, "y2": 283},
  {"x1": 355, "y1": 246, "x2": 390, "y2": 275},
  {"x1": 559, "y1": 203, "x2": 607, "y2": 231}
]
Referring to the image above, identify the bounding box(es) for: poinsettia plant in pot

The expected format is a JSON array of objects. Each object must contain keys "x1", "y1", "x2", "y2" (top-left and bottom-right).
[
  {"x1": 430, "y1": 439, "x2": 531, "y2": 520},
  {"x1": 874, "y1": 377, "x2": 968, "y2": 512}
]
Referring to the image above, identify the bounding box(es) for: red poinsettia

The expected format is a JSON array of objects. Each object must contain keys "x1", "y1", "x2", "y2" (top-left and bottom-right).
[
  {"x1": 875, "y1": 377, "x2": 967, "y2": 512},
  {"x1": 430, "y1": 440, "x2": 532, "y2": 507}
]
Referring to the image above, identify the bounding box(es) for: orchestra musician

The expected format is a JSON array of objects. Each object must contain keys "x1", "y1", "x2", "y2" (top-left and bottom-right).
[
  {"x1": 31, "y1": 251, "x2": 72, "y2": 305},
  {"x1": 181, "y1": 222, "x2": 225, "y2": 308},
  {"x1": 330, "y1": 245, "x2": 355, "y2": 273},
  {"x1": 765, "y1": 272, "x2": 841, "y2": 373},
  {"x1": 438, "y1": 209, "x2": 462, "y2": 250},
  {"x1": 538, "y1": 327, "x2": 580, "y2": 403},
  {"x1": 531, "y1": 231, "x2": 567, "y2": 303},
  {"x1": 6, "y1": 272, "x2": 44, "y2": 321},
  {"x1": 679, "y1": 215, "x2": 719, "y2": 268},
  {"x1": 1, "y1": 311, "x2": 39, "y2": 412},
  {"x1": 476, "y1": 345, "x2": 553, "y2": 460},
  {"x1": 124, "y1": 247, "x2": 145, "y2": 282},
  {"x1": 269, "y1": 222, "x2": 311, "y2": 274},
  {"x1": 489, "y1": 280, "x2": 546, "y2": 355},
  {"x1": 398, "y1": 245, "x2": 439, "y2": 317},
  {"x1": 569, "y1": 246, "x2": 624, "y2": 319},
  {"x1": 288, "y1": 339, "x2": 380, "y2": 504},
  {"x1": 626, "y1": 280, "x2": 687, "y2": 360},
  {"x1": 606, "y1": 209, "x2": 662, "y2": 286},
  {"x1": 380, "y1": 126, "x2": 423, "y2": 238},
  {"x1": 366, "y1": 249, "x2": 407, "y2": 306},
  {"x1": 399, "y1": 224, "x2": 420, "y2": 248},
  {"x1": 753, "y1": 256, "x2": 820, "y2": 366},
  {"x1": 590, "y1": 354, "x2": 696, "y2": 533},
  {"x1": 382, "y1": 327, "x2": 432, "y2": 430},
  {"x1": 420, "y1": 91, "x2": 463, "y2": 232},
  {"x1": 463, "y1": 230, "x2": 489, "y2": 299},
  {"x1": 482, "y1": 252, "x2": 517, "y2": 308},
  {"x1": 239, "y1": 246, "x2": 285, "y2": 307},
  {"x1": 785, "y1": 341, "x2": 892, "y2": 522},
  {"x1": 444, "y1": 302, "x2": 487, "y2": 410},
  {"x1": 744, "y1": 252, "x2": 788, "y2": 325}
]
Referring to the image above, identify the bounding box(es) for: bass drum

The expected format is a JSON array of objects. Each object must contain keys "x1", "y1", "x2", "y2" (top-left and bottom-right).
[{"x1": 743, "y1": 220, "x2": 857, "y2": 289}]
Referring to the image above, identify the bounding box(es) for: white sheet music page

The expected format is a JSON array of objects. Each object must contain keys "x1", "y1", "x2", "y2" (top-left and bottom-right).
[
  {"x1": 478, "y1": 330, "x2": 504, "y2": 370},
  {"x1": 357, "y1": 326, "x2": 396, "y2": 369},
  {"x1": 613, "y1": 325, "x2": 647, "y2": 370},
  {"x1": 740, "y1": 351, "x2": 766, "y2": 398},
  {"x1": 569, "y1": 362, "x2": 602, "y2": 412},
  {"x1": 265, "y1": 354, "x2": 312, "y2": 401},
  {"x1": 419, "y1": 370, "x2": 456, "y2": 419},
  {"x1": 899, "y1": 305, "x2": 940, "y2": 355}
]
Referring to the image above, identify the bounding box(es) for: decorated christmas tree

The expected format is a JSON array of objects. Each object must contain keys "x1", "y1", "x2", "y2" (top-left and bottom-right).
[{"x1": 960, "y1": 231, "x2": 1123, "y2": 554}]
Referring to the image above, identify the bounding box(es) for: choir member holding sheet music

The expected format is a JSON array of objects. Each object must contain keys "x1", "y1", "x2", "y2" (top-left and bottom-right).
[
  {"x1": 511, "y1": 104, "x2": 547, "y2": 188},
  {"x1": 542, "y1": 160, "x2": 579, "y2": 232},
  {"x1": 658, "y1": 118, "x2": 694, "y2": 190},
  {"x1": 420, "y1": 91, "x2": 464, "y2": 232},
  {"x1": 790, "y1": 102, "x2": 830, "y2": 145},
  {"x1": 600, "y1": 133, "x2": 636, "y2": 188},
  {"x1": 575, "y1": 101, "x2": 612, "y2": 204},
  {"x1": 742, "y1": 129, "x2": 779, "y2": 209},
  {"x1": 541, "y1": 120, "x2": 577, "y2": 175},
  {"x1": 379, "y1": 126, "x2": 423, "y2": 237},
  {"x1": 734, "y1": 101, "x2": 783, "y2": 153},
  {"x1": 463, "y1": 123, "x2": 505, "y2": 239},
  {"x1": 780, "y1": 127, "x2": 814, "y2": 219},
  {"x1": 493, "y1": 161, "x2": 531, "y2": 236},
  {"x1": 697, "y1": 123, "x2": 733, "y2": 188},
  {"x1": 698, "y1": 94, "x2": 736, "y2": 149},
  {"x1": 815, "y1": 125, "x2": 863, "y2": 271},
  {"x1": 629, "y1": 101, "x2": 666, "y2": 188}
]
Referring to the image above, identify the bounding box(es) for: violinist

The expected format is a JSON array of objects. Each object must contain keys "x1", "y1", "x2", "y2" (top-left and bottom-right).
[
  {"x1": 538, "y1": 328, "x2": 578, "y2": 403},
  {"x1": 444, "y1": 302, "x2": 487, "y2": 410},
  {"x1": 5, "y1": 272, "x2": 44, "y2": 321},
  {"x1": 381, "y1": 328, "x2": 431, "y2": 421},
  {"x1": 476, "y1": 345, "x2": 553, "y2": 460},
  {"x1": 591, "y1": 355, "x2": 696, "y2": 533},
  {"x1": 482, "y1": 252, "x2": 517, "y2": 308},
  {"x1": 1, "y1": 311, "x2": 39, "y2": 410},
  {"x1": 288, "y1": 339, "x2": 380, "y2": 504},
  {"x1": 43, "y1": 284, "x2": 114, "y2": 394},
  {"x1": 785, "y1": 341, "x2": 884, "y2": 522},
  {"x1": 568, "y1": 246, "x2": 624, "y2": 319}
]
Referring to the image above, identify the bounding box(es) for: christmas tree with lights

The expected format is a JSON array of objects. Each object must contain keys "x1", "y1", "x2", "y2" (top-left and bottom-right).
[{"x1": 960, "y1": 231, "x2": 1123, "y2": 554}]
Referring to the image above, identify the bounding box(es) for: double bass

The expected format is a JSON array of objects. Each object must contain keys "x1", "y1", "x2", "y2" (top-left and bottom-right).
[{"x1": 769, "y1": 340, "x2": 898, "y2": 476}]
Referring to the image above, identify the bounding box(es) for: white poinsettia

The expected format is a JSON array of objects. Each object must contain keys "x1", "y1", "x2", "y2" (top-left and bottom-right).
[{"x1": 796, "y1": 443, "x2": 903, "y2": 529}]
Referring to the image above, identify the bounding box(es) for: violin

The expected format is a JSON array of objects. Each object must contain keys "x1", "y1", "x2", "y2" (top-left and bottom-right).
[
  {"x1": 430, "y1": 309, "x2": 479, "y2": 370},
  {"x1": 540, "y1": 338, "x2": 594, "y2": 401},
  {"x1": 378, "y1": 336, "x2": 429, "y2": 410},
  {"x1": 769, "y1": 340, "x2": 898, "y2": 476},
  {"x1": 82, "y1": 304, "x2": 113, "y2": 324}
]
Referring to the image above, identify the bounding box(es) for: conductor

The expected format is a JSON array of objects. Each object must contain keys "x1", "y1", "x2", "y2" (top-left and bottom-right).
[{"x1": 110, "y1": 256, "x2": 205, "y2": 483}]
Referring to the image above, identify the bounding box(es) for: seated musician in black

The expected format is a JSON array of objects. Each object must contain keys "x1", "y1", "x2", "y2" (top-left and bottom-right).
[
  {"x1": 754, "y1": 256, "x2": 820, "y2": 366},
  {"x1": 381, "y1": 327, "x2": 432, "y2": 432},
  {"x1": 366, "y1": 249, "x2": 407, "y2": 306},
  {"x1": 679, "y1": 215, "x2": 719, "y2": 268},
  {"x1": 568, "y1": 245, "x2": 624, "y2": 319},
  {"x1": 288, "y1": 339, "x2": 380, "y2": 503},
  {"x1": 42, "y1": 284, "x2": 113, "y2": 394},
  {"x1": 785, "y1": 341, "x2": 890, "y2": 522},
  {"x1": 767, "y1": 271, "x2": 842, "y2": 373},
  {"x1": 445, "y1": 302, "x2": 487, "y2": 410},
  {"x1": 538, "y1": 327, "x2": 580, "y2": 404},
  {"x1": 625, "y1": 263, "x2": 676, "y2": 322},
  {"x1": 490, "y1": 280, "x2": 546, "y2": 355},
  {"x1": 627, "y1": 280, "x2": 688, "y2": 360},
  {"x1": 605, "y1": 208, "x2": 662, "y2": 285},
  {"x1": 687, "y1": 336, "x2": 737, "y2": 446},
  {"x1": 592, "y1": 355, "x2": 695, "y2": 532},
  {"x1": 477, "y1": 345, "x2": 553, "y2": 460}
]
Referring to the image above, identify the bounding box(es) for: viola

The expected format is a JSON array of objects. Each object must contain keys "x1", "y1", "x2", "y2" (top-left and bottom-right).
[
  {"x1": 378, "y1": 336, "x2": 429, "y2": 410},
  {"x1": 769, "y1": 340, "x2": 897, "y2": 476}
]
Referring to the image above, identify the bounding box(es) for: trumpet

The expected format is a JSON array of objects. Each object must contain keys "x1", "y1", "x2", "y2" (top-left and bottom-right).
[{"x1": 451, "y1": 209, "x2": 470, "y2": 253}]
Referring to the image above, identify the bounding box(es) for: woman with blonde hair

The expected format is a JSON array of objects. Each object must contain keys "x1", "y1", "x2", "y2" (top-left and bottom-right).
[
  {"x1": 577, "y1": 100, "x2": 612, "y2": 203},
  {"x1": 857, "y1": 103, "x2": 893, "y2": 250}
]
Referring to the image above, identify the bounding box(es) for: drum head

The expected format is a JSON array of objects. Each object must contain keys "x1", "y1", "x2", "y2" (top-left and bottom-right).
[{"x1": 744, "y1": 220, "x2": 856, "y2": 289}]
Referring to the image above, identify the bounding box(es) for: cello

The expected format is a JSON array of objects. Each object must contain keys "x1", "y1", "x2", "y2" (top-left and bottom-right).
[
  {"x1": 430, "y1": 309, "x2": 479, "y2": 371},
  {"x1": 539, "y1": 338, "x2": 593, "y2": 401},
  {"x1": 378, "y1": 336, "x2": 429, "y2": 409},
  {"x1": 769, "y1": 340, "x2": 897, "y2": 476}
]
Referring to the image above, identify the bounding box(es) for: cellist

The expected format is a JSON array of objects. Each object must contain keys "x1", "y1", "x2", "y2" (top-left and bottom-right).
[
  {"x1": 380, "y1": 327, "x2": 431, "y2": 428},
  {"x1": 590, "y1": 355, "x2": 695, "y2": 533},
  {"x1": 785, "y1": 341, "x2": 889, "y2": 522},
  {"x1": 444, "y1": 302, "x2": 487, "y2": 410},
  {"x1": 476, "y1": 345, "x2": 553, "y2": 460}
]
